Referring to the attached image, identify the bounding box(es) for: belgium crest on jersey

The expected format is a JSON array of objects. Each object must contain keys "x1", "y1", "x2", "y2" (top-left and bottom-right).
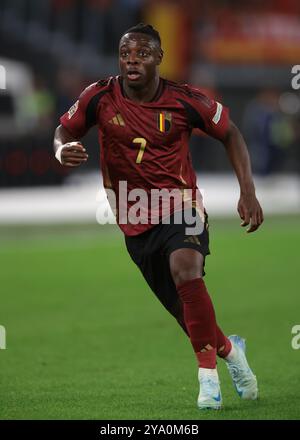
[{"x1": 157, "y1": 112, "x2": 172, "y2": 133}]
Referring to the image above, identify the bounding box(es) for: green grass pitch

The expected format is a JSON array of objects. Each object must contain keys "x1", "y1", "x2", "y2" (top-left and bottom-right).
[{"x1": 0, "y1": 216, "x2": 299, "y2": 420}]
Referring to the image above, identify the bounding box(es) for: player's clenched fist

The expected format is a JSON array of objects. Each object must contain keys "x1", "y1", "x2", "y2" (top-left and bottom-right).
[{"x1": 55, "y1": 141, "x2": 89, "y2": 167}]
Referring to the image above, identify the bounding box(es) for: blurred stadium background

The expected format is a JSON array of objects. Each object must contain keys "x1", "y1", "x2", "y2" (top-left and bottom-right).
[
  {"x1": 0, "y1": 0, "x2": 300, "y2": 217},
  {"x1": 0, "y1": 0, "x2": 299, "y2": 420}
]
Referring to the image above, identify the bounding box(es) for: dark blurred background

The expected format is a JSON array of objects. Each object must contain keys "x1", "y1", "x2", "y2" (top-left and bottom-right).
[{"x1": 0, "y1": 0, "x2": 300, "y2": 188}]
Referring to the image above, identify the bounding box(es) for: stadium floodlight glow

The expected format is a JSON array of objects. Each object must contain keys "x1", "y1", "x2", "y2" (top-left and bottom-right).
[{"x1": 0, "y1": 65, "x2": 6, "y2": 89}]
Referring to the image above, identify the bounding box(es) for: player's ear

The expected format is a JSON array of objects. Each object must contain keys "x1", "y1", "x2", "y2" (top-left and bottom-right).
[{"x1": 157, "y1": 49, "x2": 164, "y2": 65}]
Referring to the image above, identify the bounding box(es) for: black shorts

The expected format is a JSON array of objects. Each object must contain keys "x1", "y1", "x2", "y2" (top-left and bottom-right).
[{"x1": 125, "y1": 209, "x2": 210, "y2": 313}]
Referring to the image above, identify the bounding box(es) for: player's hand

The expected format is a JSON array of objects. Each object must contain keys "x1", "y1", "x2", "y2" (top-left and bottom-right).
[
  {"x1": 237, "y1": 193, "x2": 264, "y2": 233},
  {"x1": 60, "y1": 142, "x2": 89, "y2": 167}
]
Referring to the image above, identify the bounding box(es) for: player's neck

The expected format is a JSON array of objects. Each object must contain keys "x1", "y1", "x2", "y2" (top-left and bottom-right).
[{"x1": 122, "y1": 76, "x2": 161, "y2": 104}]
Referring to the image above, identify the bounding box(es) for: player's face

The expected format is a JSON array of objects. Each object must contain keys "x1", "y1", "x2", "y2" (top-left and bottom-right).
[{"x1": 119, "y1": 33, "x2": 162, "y2": 89}]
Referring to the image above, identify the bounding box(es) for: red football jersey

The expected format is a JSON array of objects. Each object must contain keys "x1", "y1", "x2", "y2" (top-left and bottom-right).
[{"x1": 60, "y1": 76, "x2": 229, "y2": 236}]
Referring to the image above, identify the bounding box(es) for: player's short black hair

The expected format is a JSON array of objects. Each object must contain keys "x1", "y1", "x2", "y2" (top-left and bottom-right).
[{"x1": 122, "y1": 23, "x2": 161, "y2": 47}]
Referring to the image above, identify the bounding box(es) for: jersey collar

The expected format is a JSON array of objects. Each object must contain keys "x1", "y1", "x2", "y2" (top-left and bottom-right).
[{"x1": 117, "y1": 76, "x2": 165, "y2": 105}]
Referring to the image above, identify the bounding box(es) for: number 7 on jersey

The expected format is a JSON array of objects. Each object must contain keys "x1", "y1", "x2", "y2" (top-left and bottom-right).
[{"x1": 133, "y1": 138, "x2": 147, "y2": 164}]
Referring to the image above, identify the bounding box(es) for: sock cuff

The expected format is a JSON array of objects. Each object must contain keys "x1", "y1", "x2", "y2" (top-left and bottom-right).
[
  {"x1": 177, "y1": 277, "x2": 205, "y2": 292},
  {"x1": 177, "y1": 278, "x2": 207, "y2": 302}
]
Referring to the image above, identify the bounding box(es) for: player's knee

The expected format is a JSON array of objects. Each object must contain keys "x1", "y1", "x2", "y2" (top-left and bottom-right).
[
  {"x1": 172, "y1": 267, "x2": 202, "y2": 287},
  {"x1": 171, "y1": 264, "x2": 202, "y2": 286},
  {"x1": 169, "y1": 249, "x2": 203, "y2": 287}
]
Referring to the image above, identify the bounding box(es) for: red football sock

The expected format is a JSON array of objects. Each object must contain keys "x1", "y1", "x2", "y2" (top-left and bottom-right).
[
  {"x1": 177, "y1": 278, "x2": 217, "y2": 369},
  {"x1": 216, "y1": 325, "x2": 232, "y2": 358},
  {"x1": 172, "y1": 290, "x2": 232, "y2": 359}
]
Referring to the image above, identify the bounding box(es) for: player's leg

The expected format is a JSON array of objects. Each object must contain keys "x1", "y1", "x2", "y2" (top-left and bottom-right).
[
  {"x1": 170, "y1": 249, "x2": 217, "y2": 368},
  {"x1": 167, "y1": 285, "x2": 232, "y2": 358},
  {"x1": 126, "y1": 210, "x2": 229, "y2": 354},
  {"x1": 169, "y1": 248, "x2": 222, "y2": 409},
  {"x1": 169, "y1": 248, "x2": 258, "y2": 402},
  {"x1": 126, "y1": 235, "x2": 221, "y2": 409},
  {"x1": 166, "y1": 208, "x2": 258, "y2": 401},
  {"x1": 125, "y1": 219, "x2": 257, "y2": 404}
]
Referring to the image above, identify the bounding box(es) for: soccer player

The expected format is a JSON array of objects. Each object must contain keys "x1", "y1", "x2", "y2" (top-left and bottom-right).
[{"x1": 53, "y1": 24, "x2": 264, "y2": 410}]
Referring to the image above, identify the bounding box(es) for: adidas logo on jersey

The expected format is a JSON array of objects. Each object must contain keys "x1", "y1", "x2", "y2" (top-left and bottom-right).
[{"x1": 109, "y1": 114, "x2": 125, "y2": 126}]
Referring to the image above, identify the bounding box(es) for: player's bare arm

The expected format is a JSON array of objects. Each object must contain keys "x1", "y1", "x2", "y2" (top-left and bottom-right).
[
  {"x1": 223, "y1": 120, "x2": 264, "y2": 233},
  {"x1": 53, "y1": 124, "x2": 88, "y2": 167}
]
